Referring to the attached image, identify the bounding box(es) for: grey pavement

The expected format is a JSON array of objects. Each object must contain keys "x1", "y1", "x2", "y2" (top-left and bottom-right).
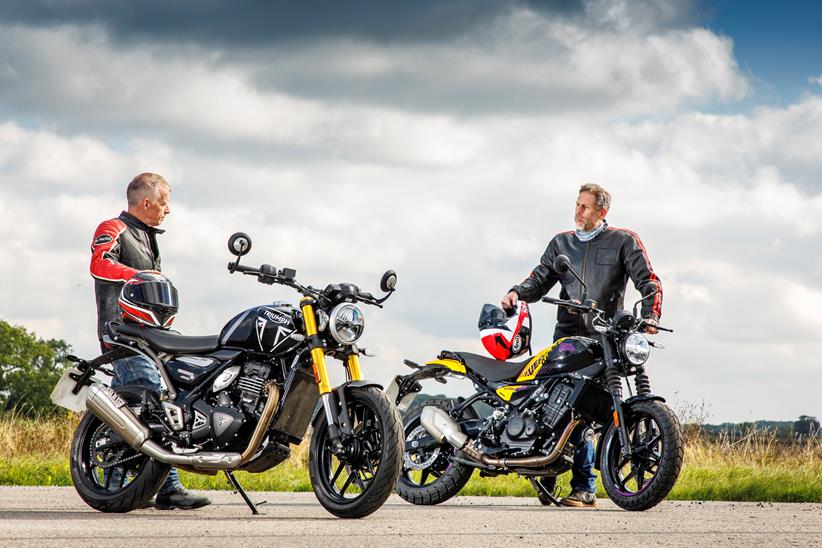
[{"x1": 0, "y1": 487, "x2": 820, "y2": 547}]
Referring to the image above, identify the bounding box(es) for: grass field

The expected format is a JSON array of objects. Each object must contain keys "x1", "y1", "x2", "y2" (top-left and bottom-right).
[{"x1": 1, "y1": 411, "x2": 819, "y2": 502}]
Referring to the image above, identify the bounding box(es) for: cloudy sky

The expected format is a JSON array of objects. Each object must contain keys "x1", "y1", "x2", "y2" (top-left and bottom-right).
[{"x1": 1, "y1": 0, "x2": 820, "y2": 423}]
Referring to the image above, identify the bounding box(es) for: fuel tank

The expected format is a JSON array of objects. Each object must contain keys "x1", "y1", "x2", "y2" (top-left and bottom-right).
[
  {"x1": 219, "y1": 303, "x2": 304, "y2": 355},
  {"x1": 517, "y1": 336, "x2": 604, "y2": 380}
]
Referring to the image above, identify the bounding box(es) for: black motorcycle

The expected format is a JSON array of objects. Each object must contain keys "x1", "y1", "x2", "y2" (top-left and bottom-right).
[
  {"x1": 386, "y1": 254, "x2": 684, "y2": 511},
  {"x1": 51, "y1": 233, "x2": 403, "y2": 518}
]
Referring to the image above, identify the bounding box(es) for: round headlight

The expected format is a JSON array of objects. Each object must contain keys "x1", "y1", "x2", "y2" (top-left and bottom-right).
[
  {"x1": 329, "y1": 303, "x2": 365, "y2": 345},
  {"x1": 622, "y1": 333, "x2": 650, "y2": 365}
]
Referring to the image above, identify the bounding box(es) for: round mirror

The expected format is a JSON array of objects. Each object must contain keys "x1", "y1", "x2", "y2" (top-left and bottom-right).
[
  {"x1": 552, "y1": 254, "x2": 571, "y2": 274},
  {"x1": 228, "y1": 232, "x2": 252, "y2": 256},
  {"x1": 380, "y1": 270, "x2": 397, "y2": 292}
]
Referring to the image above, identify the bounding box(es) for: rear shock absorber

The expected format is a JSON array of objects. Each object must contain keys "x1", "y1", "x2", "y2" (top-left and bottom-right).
[{"x1": 633, "y1": 365, "x2": 651, "y2": 395}]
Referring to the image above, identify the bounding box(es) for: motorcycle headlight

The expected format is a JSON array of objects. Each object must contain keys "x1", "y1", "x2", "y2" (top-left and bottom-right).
[
  {"x1": 622, "y1": 333, "x2": 650, "y2": 365},
  {"x1": 329, "y1": 303, "x2": 365, "y2": 345}
]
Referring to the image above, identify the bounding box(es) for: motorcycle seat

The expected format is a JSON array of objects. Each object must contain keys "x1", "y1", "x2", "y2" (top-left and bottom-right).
[
  {"x1": 454, "y1": 352, "x2": 529, "y2": 382},
  {"x1": 113, "y1": 323, "x2": 220, "y2": 354}
]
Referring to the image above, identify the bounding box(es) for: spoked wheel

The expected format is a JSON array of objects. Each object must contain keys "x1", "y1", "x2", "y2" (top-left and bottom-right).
[
  {"x1": 396, "y1": 399, "x2": 474, "y2": 505},
  {"x1": 69, "y1": 387, "x2": 170, "y2": 513},
  {"x1": 599, "y1": 401, "x2": 684, "y2": 511},
  {"x1": 308, "y1": 386, "x2": 403, "y2": 518}
]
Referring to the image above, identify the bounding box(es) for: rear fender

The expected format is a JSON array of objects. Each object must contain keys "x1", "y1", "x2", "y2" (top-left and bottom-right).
[{"x1": 385, "y1": 361, "x2": 463, "y2": 413}]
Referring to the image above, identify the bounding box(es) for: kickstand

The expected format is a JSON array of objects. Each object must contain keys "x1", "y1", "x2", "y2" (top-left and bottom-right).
[
  {"x1": 224, "y1": 471, "x2": 266, "y2": 515},
  {"x1": 530, "y1": 478, "x2": 562, "y2": 507}
]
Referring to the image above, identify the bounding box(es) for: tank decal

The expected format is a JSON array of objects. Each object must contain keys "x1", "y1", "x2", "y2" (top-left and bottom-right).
[
  {"x1": 496, "y1": 385, "x2": 527, "y2": 401},
  {"x1": 425, "y1": 359, "x2": 466, "y2": 375},
  {"x1": 516, "y1": 338, "x2": 568, "y2": 381},
  {"x1": 221, "y1": 309, "x2": 251, "y2": 345}
]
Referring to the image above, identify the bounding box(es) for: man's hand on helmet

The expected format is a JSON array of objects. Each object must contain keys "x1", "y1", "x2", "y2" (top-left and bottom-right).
[{"x1": 501, "y1": 291, "x2": 519, "y2": 311}]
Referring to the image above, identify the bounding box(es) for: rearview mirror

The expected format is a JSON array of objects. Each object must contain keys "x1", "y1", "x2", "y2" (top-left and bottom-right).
[
  {"x1": 552, "y1": 255, "x2": 571, "y2": 274},
  {"x1": 228, "y1": 232, "x2": 252, "y2": 257},
  {"x1": 380, "y1": 270, "x2": 397, "y2": 292}
]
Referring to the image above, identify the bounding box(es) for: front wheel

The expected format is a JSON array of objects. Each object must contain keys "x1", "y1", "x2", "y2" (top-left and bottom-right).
[
  {"x1": 599, "y1": 400, "x2": 684, "y2": 511},
  {"x1": 308, "y1": 386, "x2": 403, "y2": 518}
]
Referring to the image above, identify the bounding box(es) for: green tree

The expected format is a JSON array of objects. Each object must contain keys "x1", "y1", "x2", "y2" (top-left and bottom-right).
[{"x1": 0, "y1": 319, "x2": 72, "y2": 415}]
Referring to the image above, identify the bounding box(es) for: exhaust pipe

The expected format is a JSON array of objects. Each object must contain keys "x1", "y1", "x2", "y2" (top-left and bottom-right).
[
  {"x1": 420, "y1": 406, "x2": 468, "y2": 449},
  {"x1": 419, "y1": 404, "x2": 583, "y2": 469},
  {"x1": 85, "y1": 382, "x2": 279, "y2": 471}
]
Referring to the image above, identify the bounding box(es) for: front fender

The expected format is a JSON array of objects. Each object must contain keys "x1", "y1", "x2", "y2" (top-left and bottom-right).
[{"x1": 310, "y1": 380, "x2": 385, "y2": 426}]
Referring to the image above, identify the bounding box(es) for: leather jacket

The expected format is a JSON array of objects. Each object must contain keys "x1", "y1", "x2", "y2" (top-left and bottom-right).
[
  {"x1": 511, "y1": 225, "x2": 662, "y2": 339},
  {"x1": 90, "y1": 211, "x2": 164, "y2": 341}
]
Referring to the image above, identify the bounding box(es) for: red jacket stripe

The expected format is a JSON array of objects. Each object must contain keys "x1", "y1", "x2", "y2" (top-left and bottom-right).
[
  {"x1": 611, "y1": 227, "x2": 662, "y2": 317},
  {"x1": 89, "y1": 219, "x2": 139, "y2": 282}
]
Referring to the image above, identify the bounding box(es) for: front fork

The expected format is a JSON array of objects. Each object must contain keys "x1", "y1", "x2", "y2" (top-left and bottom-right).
[
  {"x1": 600, "y1": 334, "x2": 632, "y2": 458},
  {"x1": 301, "y1": 298, "x2": 363, "y2": 448}
]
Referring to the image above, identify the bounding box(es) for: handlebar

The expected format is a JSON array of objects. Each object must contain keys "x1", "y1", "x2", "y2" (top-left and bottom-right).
[
  {"x1": 542, "y1": 295, "x2": 673, "y2": 333},
  {"x1": 228, "y1": 261, "x2": 386, "y2": 307}
]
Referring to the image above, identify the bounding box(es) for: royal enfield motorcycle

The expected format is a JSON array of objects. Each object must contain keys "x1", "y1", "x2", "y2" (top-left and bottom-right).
[
  {"x1": 51, "y1": 232, "x2": 403, "y2": 518},
  {"x1": 386, "y1": 254, "x2": 684, "y2": 511}
]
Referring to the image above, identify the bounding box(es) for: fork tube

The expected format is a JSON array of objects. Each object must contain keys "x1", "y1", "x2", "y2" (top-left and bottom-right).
[
  {"x1": 301, "y1": 298, "x2": 332, "y2": 395},
  {"x1": 346, "y1": 352, "x2": 363, "y2": 381}
]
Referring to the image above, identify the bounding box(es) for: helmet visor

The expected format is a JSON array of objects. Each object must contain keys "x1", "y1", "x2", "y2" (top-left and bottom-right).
[{"x1": 133, "y1": 281, "x2": 179, "y2": 308}]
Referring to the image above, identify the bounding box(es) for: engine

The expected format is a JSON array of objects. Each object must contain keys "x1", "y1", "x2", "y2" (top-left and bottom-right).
[
  {"x1": 481, "y1": 379, "x2": 578, "y2": 457},
  {"x1": 188, "y1": 359, "x2": 274, "y2": 450}
]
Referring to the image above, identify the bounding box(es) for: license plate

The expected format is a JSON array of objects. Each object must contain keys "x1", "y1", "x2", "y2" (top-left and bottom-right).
[{"x1": 50, "y1": 368, "x2": 105, "y2": 412}]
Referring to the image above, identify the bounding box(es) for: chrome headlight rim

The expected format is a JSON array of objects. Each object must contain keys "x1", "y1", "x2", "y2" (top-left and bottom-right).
[
  {"x1": 622, "y1": 333, "x2": 650, "y2": 365},
  {"x1": 328, "y1": 303, "x2": 365, "y2": 345}
]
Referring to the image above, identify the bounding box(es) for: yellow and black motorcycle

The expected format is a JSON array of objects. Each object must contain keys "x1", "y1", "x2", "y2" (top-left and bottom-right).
[{"x1": 386, "y1": 254, "x2": 683, "y2": 511}]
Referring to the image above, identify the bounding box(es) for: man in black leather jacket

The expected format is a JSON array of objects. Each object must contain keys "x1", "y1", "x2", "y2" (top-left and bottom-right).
[
  {"x1": 90, "y1": 173, "x2": 210, "y2": 510},
  {"x1": 502, "y1": 183, "x2": 662, "y2": 508}
]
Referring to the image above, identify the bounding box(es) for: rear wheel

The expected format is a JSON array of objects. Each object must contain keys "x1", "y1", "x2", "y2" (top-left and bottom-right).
[
  {"x1": 395, "y1": 399, "x2": 474, "y2": 505},
  {"x1": 69, "y1": 387, "x2": 170, "y2": 513},
  {"x1": 309, "y1": 386, "x2": 403, "y2": 518},
  {"x1": 599, "y1": 401, "x2": 684, "y2": 511}
]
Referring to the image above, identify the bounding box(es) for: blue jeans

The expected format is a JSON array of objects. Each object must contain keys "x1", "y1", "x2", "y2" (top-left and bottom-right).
[
  {"x1": 111, "y1": 354, "x2": 182, "y2": 495},
  {"x1": 569, "y1": 423, "x2": 597, "y2": 493}
]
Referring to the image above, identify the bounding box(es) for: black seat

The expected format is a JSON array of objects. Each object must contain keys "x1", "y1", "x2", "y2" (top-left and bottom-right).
[
  {"x1": 455, "y1": 352, "x2": 529, "y2": 382},
  {"x1": 114, "y1": 323, "x2": 220, "y2": 354}
]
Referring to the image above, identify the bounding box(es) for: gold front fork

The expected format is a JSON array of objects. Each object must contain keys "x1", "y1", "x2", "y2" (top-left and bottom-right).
[
  {"x1": 346, "y1": 353, "x2": 363, "y2": 381},
  {"x1": 301, "y1": 298, "x2": 333, "y2": 395}
]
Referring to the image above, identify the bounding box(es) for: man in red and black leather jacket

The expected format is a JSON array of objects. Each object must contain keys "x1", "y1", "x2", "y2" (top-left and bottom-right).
[
  {"x1": 502, "y1": 183, "x2": 663, "y2": 508},
  {"x1": 89, "y1": 172, "x2": 210, "y2": 510}
]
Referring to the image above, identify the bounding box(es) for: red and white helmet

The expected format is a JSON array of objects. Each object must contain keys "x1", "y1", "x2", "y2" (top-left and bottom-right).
[
  {"x1": 118, "y1": 271, "x2": 179, "y2": 328},
  {"x1": 478, "y1": 301, "x2": 532, "y2": 360}
]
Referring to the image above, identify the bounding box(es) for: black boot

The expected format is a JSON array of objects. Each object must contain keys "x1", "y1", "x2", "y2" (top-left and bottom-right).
[{"x1": 155, "y1": 488, "x2": 211, "y2": 510}]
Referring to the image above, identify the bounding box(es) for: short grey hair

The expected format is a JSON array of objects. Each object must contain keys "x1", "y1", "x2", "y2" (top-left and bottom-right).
[
  {"x1": 579, "y1": 183, "x2": 611, "y2": 211},
  {"x1": 127, "y1": 173, "x2": 170, "y2": 207}
]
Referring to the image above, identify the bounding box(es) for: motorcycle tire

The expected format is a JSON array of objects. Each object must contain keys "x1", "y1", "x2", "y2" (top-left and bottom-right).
[
  {"x1": 70, "y1": 387, "x2": 170, "y2": 513},
  {"x1": 599, "y1": 400, "x2": 684, "y2": 511},
  {"x1": 395, "y1": 399, "x2": 475, "y2": 506},
  {"x1": 308, "y1": 386, "x2": 403, "y2": 519}
]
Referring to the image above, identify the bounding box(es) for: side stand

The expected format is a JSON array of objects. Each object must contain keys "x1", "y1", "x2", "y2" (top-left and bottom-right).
[
  {"x1": 225, "y1": 471, "x2": 266, "y2": 515},
  {"x1": 529, "y1": 478, "x2": 562, "y2": 507}
]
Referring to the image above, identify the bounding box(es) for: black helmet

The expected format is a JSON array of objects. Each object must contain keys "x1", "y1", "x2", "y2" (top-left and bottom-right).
[
  {"x1": 118, "y1": 271, "x2": 179, "y2": 328},
  {"x1": 478, "y1": 302, "x2": 531, "y2": 360}
]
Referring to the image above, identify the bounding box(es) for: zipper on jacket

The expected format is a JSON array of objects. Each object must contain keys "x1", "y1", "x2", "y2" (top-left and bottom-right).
[{"x1": 579, "y1": 241, "x2": 589, "y2": 334}]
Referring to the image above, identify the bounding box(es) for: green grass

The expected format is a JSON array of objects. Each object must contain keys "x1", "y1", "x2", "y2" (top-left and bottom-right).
[{"x1": 1, "y1": 412, "x2": 819, "y2": 502}]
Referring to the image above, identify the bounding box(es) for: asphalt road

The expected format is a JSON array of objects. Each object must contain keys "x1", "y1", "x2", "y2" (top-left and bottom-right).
[{"x1": 0, "y1": 487, "x2": 819, "y2": 547}]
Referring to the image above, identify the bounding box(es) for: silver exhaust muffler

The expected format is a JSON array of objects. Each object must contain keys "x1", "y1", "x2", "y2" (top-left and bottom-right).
[
  {"x1": 420, "y1": 406, "x2": 468, "y2": 449},
  {"x1": 85, "y1": 383, "x2": 243, "y2": 469}
]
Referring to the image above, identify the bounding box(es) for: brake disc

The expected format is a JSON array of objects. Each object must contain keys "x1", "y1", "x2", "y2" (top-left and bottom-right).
[{"x1": 403, "y1": 425, "x2": 441, "y2": 470}]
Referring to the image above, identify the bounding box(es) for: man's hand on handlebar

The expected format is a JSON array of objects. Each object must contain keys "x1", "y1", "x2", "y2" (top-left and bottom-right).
[
  {"x1": 501, "y1": 291, "x2": 519, "y2": 311},
  {"x1": 642, "y1": 318, "x2": 659, "y2": 335}
]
